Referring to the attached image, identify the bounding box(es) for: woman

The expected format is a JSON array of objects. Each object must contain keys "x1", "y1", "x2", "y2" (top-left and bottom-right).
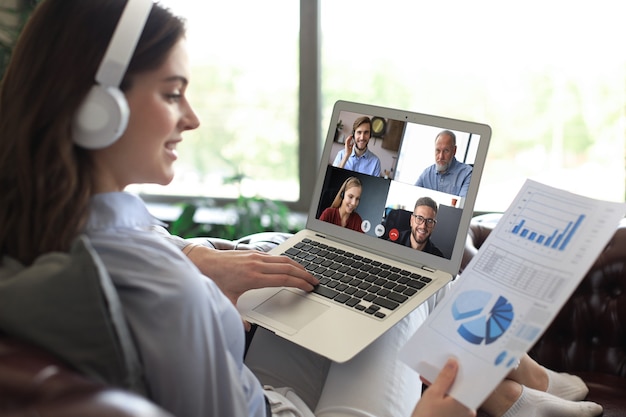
[
  {"x1": 0, "y1": 1, "x2": 602, "y2": 417},
  {"x1": 0, "y1": 1, "x2": 468, "y2": 416},
  {"x1": 319, "y1": 176, "x2": 364, "y2": 232}
]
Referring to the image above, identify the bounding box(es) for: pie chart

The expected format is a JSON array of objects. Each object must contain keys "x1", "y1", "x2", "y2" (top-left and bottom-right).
[{"x1": 452, "y1": 290, "x2": 514, "y2": 345}]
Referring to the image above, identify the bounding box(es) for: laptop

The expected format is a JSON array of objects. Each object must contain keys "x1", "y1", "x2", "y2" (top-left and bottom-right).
[{"x1": 237, "y1": 100, "x2": 491, "y2": 362}]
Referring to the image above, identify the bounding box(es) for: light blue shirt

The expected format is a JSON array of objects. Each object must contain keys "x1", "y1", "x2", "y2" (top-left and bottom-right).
[
  {"x1": 84, "y1": 192, "x2": 266, "y2": 417},
  {"x1": 415, "y1": 157, "x2": 473, "y2": 197},
  {"x1": 333, "y1": 147, "x2": 382, "y2": 176}
]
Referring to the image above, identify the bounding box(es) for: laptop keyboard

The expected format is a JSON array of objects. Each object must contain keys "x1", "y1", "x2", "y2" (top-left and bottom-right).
[{"x1": 281, "y1": 238, "x2": 432, "y2": 319}]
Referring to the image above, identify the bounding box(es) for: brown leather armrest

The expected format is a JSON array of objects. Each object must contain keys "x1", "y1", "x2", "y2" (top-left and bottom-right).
[{"x1": 0, "y1": 335, "x2": 172, "y2": 417}]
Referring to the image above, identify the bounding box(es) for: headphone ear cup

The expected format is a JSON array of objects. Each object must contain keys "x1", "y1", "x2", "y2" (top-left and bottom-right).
[
  {"x1": 340, "y1": 191, "x2": 345, "y2": 199},
  {"x1": 72, "y1": 85, "x2": 129, "y2": 149}
]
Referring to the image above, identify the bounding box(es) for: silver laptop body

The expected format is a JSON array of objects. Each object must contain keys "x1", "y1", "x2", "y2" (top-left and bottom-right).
[{"x1": 237, "y1": 100, "x2": 492, "y2": 362}]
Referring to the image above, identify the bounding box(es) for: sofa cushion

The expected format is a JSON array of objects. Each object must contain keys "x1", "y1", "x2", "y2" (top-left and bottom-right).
[{"x1": 0, "y1": 235, "x2": 145, "y2": 394}]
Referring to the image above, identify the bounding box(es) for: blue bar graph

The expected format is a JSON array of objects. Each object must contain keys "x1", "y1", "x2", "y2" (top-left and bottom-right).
[{"x1": 510, "y1": 214, "x2": 585, "y2": 251}]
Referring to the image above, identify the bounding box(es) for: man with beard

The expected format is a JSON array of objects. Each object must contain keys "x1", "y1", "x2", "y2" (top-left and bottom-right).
[
  {"x1": 333, "y1": 116, "x2": 382, "y2": 176},
  {"x1": 397, "y1": 196, "x2": 444, "y2": 257},
  {"x1": 415, "y1": 130, "x2": 472, "y2": 197}
]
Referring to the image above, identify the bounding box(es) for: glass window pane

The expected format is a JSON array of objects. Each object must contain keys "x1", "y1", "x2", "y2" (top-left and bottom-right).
[
  {"x1": 321, "y1": 0, "x2": 626, "y2": 212},
  {"x1": 130, "y1": 1, "x2": 300, "y2": 201}
]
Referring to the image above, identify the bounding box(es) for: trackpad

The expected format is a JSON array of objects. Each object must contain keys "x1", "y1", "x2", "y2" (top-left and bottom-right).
[{"x1": 253, "y1": 289, "x2": 329, "y2": 335}]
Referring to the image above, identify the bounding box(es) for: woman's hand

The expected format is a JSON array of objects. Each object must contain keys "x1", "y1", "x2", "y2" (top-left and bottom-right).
[
  {"x1": 185, "y1": 245, "x2": 319, "y2": 305},
  {"x1": 411, "y1": 358, "x2": 476, "y2": 417}
]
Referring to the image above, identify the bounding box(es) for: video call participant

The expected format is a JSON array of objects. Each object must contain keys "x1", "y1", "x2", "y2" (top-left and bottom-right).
[
  {"x1": 415, "y1": 130, "x2": 473, "y2": 197},
  {"x1": 319, "y1": 176, "x2": 364, "y2": 232},
  {"x1": 332, "y1": 116, "x2": 382, "y2": 177},
  {"x1": 397, "y1": 197, "x2": 444, "y2": 257}
]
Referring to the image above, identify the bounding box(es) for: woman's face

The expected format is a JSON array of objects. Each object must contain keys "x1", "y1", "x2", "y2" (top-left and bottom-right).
[
  {"x1": 91, "y1": 38, "x2": 200, "y2": 192},
  {"x1": 341, "y1": 185, "x2": 362, "y2": 213}
]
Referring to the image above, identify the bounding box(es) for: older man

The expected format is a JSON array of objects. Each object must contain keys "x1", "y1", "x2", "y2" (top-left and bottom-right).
[{"x1": 415, "y1": 130, "x2": 472, "y2": 197}]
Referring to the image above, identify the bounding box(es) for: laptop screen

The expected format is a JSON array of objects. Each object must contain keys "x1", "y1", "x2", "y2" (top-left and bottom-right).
[{"x1": 307, "y1": 101, "x2": 491, "y2": 277}]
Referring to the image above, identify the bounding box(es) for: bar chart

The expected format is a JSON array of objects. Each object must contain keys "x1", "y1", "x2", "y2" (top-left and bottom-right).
[
  {"x1": 510, "y1": 215, "x2": 584, "y2": 251},
  {"x1": 504, "y1": 189, "x2": 589, "y2": 252}
]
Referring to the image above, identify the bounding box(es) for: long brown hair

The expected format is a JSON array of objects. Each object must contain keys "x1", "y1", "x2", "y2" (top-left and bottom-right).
[
  {"x1": 0, "y1": 0, "x2": 186, "y2": 265},
  {"x1": 331, "y1": 177, "x2": 362, "y2": 209}
]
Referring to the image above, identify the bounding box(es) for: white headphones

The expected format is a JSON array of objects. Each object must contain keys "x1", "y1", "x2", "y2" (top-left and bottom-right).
[{"x1": 72, "y1": 0, "x2": 153, "y2": 149}]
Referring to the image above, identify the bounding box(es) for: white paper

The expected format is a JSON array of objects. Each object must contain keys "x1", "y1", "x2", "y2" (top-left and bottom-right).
[{"x1": 400, "y1": 179, "x2": 626, "y2": 410}]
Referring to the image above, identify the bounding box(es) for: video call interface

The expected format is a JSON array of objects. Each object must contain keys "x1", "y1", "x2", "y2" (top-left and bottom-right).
[{"x1": 316, "y1": 110, "x2": 483, "y2": 260}]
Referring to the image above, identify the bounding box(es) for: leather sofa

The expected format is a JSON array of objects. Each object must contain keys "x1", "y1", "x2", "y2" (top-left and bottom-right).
[
  {"x1": 2, "y1": 221, "x2": 625, "y2": 416},
  {"x1": 464, "y1": 214, "x2": 626, "y2": 417},
  {"x1": 0, "y1": 333, "x2": 172, "y2": 417}
]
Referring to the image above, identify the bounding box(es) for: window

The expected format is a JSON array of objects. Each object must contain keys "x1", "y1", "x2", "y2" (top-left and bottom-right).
[
  {"x1": 133, "y1": 0, "x2": 302, "y2": 205},
  {"x1": 320, "y1": 0, "x2": 626, "y2": 212},
  {"x1": 145, "y1": 0, "x2": 625, "y2": 216}
]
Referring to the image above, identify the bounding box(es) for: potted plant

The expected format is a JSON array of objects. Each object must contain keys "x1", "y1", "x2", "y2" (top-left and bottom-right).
[{"x1": 334, "y1": 119, "x2": 344, "y2": 143}]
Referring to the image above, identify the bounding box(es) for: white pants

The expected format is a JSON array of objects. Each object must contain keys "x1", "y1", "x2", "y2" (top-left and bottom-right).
[{"x1": 245, "y1": 300, "x2": 432, "y2": 417}]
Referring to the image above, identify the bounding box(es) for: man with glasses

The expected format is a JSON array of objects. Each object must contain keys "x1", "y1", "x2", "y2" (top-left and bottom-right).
[
  {"x1": 415, "y1": 130, "x2": 472, "y2": 197},
  {"x1": 398, "y1": 196, "x2": 444, "y2": 257}
]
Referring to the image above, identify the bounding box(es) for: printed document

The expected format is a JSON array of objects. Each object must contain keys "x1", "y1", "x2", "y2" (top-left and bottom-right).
[{"x1": 400, "y1": 179, "x2": 626, "y2": 410}]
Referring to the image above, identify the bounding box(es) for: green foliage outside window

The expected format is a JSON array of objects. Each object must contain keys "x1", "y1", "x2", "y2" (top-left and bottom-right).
[
  {"x1": 168, "y1": 197, "x2": 292, "y2": 241},
  {"x1": 0, "y1": 0, "x2": 40, "y2": 79}
]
